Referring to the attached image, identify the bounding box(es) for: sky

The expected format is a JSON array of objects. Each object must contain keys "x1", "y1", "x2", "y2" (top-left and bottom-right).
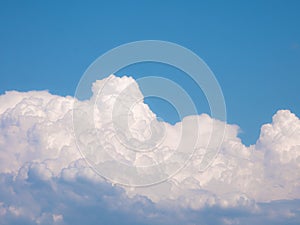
[
  {"x1": 1, "y1": 0, "x2": 300, "y2": 145},
  {"x1": 0, "y1": 1, "x2": 300, "y2": 225}
]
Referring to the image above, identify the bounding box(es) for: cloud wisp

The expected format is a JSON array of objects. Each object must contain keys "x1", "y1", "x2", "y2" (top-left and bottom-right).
[{"x1": 0, "y1": 75, "x2": 299, "y2": 224}]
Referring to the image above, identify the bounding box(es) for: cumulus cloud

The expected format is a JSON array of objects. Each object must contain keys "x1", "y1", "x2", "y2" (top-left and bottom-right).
[{"x1": 0, "y1": 75, "x2": 299, "y2": 224}]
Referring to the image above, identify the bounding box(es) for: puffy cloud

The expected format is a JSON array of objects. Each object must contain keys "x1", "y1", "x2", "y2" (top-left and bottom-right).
[{"x1": 0, "y1": 75, "x2": 299, "y2": 224}]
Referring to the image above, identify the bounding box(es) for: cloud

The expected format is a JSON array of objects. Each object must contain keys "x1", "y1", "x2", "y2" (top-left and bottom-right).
[{"x1": 0, "y1": 75, "x2": 299, "y2": 224}]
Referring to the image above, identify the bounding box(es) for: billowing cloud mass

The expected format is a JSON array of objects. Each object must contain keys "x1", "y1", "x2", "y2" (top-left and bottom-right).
[{"x1": 0, "y1": 75, "x2": 299, "y2": 224}]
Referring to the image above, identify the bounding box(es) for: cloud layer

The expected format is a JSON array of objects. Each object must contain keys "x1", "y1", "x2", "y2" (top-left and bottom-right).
[{"x1": 0, "y1": 75, "x2": 299, "y2": 224}]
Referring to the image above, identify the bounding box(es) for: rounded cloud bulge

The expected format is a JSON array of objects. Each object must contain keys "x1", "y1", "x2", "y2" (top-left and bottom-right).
[{"x1": 0, "y1": 75, "x2": 300, "y2": 224}]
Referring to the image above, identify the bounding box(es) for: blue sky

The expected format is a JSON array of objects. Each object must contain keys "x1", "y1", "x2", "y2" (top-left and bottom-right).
[
  {"x1": 1, "y1": 2, "x2": 300, "y2": 225},
  {"x1": 1, "y1": 1, "x2": 300, "y2": 145}
]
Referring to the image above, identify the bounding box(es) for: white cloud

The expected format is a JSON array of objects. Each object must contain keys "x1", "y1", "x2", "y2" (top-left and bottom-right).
[{"x1": 0, "y1": 75, "x2": 299, "y2": 224}]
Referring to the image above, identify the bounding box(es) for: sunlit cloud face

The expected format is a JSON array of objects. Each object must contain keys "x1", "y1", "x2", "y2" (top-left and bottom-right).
[{"x1": 0, "y1": 74, "x2": 300, "y2": 224}]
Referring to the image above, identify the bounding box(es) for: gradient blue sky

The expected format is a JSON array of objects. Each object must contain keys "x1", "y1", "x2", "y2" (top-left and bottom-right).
[{"x1": 1, "y1": 0, "x2": 300, "y2": 145}]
